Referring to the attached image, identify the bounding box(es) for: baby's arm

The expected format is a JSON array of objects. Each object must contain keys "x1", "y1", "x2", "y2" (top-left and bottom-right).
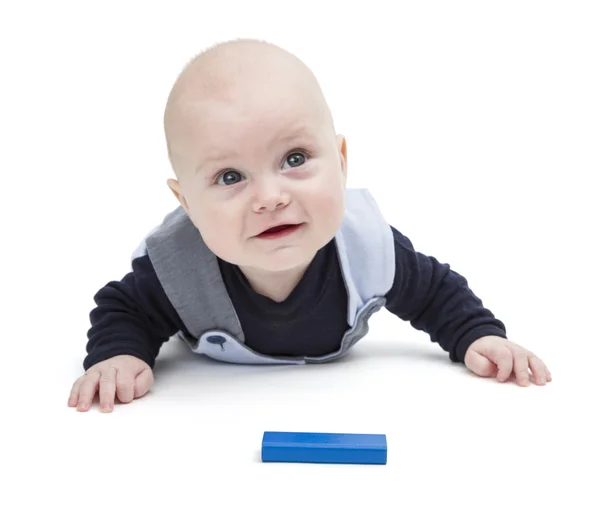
[
  {"x1": 84, "y1": 253, "x2": 187, "y2": 370},
  {"x1": 69, "y1": 253, "x2": 188, "y2": 412},
  {"x1": 384, "y1": 225, "x2": 507, "y2": 363}
]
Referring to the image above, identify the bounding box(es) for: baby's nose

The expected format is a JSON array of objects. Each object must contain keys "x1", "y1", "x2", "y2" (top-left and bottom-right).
[{"x1": 252, "y1": 182, "x2": 290, "y2": 212}]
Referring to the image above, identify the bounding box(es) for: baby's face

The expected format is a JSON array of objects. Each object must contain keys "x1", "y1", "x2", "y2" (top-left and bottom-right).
[{"x1": 170, "y1": 91, "x2": 347, "y2": 274}]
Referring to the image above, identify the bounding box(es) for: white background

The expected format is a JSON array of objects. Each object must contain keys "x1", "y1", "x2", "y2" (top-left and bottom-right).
[{"x1": 1, "y1": 1, "x2": 599, "y2": 515}]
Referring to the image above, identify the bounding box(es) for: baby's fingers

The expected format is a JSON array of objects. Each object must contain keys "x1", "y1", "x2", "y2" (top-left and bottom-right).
[
  {"x1": 68, "y1": 376, "x2": 85, "y2": 407},
  {"x1": 116, "y1": 369, "x2": 135, "y2": 404},
  {"x1": 134, "y1": 368, "x2": 154, "y2": 399},
  {"x1": 99, "y1": 366, "x2": 117, "y2": 412},
  {"x1": 487, "y1": 345, "x2": 513, "y2": 382},
  {"x1": 529, "y1": 355, "x2": 550, "y2": 385},
  {"x1": 76, "y1": 370, "x2": 101, "y2": 412},
  {"x1": 116, "y1": 367, "x2": 153, "y2": 404},
  {"x1": 513, "y1": 350, "x2": 531, "y2": 386}
]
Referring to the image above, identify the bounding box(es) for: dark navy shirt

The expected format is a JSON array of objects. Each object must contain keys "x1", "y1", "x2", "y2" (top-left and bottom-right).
[{"x1": 83, "y1": 226, "x2": 507, "y2": 370}]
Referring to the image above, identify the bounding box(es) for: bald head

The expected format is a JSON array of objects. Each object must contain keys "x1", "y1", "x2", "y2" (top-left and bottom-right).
[{"x1": 163, "y1": 39, "x2": 335, "y2": 176}]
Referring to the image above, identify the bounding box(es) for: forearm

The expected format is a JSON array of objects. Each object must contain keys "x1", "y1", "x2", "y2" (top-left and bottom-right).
[
  {"x1": 84, "y1": 288, "x2": 165, "y2": 369},
  {"x1": 83, "y1": 255, "x2": 186, "y2": 370},
  {"x1": 385, "y1": 226, "x2": 506, "y2": 362}
]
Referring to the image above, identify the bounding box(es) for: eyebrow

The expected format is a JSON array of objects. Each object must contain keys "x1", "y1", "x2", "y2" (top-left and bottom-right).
[
  {"x1": 202, "y1": 149, "x2": 236, "y2": 165},
  {"x1": 277, "y1": 125, "x2": 311, "y2": 143}
]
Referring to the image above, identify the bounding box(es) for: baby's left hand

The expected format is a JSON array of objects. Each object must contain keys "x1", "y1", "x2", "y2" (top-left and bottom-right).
[{"x1": 464, "y1": 335, "x2": 552, "y2": 386}]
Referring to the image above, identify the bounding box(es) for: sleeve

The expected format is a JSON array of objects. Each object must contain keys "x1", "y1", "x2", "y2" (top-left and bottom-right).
[
  {"x1": 83, "y1": 253, "x2": 189, "y2": 370},
  {"x1": 384, "y1": 225, "x2": 507, "y2": 363}
]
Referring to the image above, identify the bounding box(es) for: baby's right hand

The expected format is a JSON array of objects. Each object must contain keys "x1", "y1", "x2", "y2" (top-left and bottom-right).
[{"x1": 68, "y1": 355, "x2": 154, "y2": 413}]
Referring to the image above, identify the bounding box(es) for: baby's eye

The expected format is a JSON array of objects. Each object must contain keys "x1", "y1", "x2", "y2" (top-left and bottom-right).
[
  {"x1": 217, "y1": 170, "x2": 244, "y2": 185},
  {"x1": 283, "y1": 151, "x2": 307, "y2": 169}
]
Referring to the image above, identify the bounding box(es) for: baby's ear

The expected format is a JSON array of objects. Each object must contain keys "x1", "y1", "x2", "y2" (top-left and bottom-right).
[
  {"x1": 167, "y1": 178, "x2": 189, "y2": 212},
  {"x1": 336, "y1": 134, "x2": 348, "y2": 179}
]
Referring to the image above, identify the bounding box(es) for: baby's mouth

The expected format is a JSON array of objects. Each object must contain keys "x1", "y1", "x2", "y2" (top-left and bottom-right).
[
  {"x1": 262, "y1": 224, "x2": 295, "y2": 234},
  {"x1": 256, "y1": 223, "x2": 303, "y2": 239}
]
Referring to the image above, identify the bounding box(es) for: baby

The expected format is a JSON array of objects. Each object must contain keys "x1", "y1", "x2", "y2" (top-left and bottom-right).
[{"x1": 68, "y1": 39, "x2": 551, "y2": 413}]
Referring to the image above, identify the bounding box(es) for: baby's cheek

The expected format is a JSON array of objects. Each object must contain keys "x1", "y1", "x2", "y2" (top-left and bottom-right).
[
  {"x1": 314, "y1": 186, "x2": 345, "y2": 217},
  {"x1": 197, "y1": 212, "x2": 242, "y2": 257},
  {"x1": 199, "y1": 227, "x2": 236, "y2": 262}
]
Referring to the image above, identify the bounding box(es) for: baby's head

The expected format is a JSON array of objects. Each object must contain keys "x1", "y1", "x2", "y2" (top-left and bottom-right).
[{"x1": 164, "y1": 39, "x2": 347, "y2": 275}]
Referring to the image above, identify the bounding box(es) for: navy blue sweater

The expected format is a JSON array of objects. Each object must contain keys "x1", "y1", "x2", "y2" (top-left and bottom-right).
[{"x1": 83, "y1": 226, "x2": 506, "y2": 370}]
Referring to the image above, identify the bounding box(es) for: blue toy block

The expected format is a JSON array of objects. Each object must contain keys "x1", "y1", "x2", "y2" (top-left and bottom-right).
[{"x1": 261, "y1": 431, "x2": 387, "y2": 465}]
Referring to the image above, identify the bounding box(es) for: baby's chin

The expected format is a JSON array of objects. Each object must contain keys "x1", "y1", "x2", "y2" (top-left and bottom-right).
[{"x1": 238, "y1": 248, "x2": 316, "y2": 273}]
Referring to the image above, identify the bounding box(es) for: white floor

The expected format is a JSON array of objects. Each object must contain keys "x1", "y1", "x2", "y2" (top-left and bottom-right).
[
  {"x1": 8, "y1": 301, "x2": 599, "y2": 516},
  {"x1": 3, "y1": 1, "x2": 599, "y2": 516}
]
